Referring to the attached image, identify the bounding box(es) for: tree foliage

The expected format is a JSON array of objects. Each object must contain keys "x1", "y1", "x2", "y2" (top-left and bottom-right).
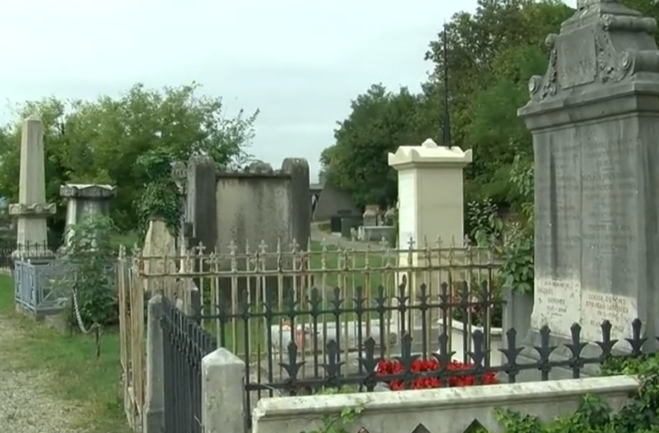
[
  {"x1": 0, "y1": 83, "x2": 258, "y2": 236},
  {"x1": 320, "y1": 84, "x2": 435, "y2": 207},
  {"x1": 322, "y1": 0, "x2": 659, "y2": 209}
]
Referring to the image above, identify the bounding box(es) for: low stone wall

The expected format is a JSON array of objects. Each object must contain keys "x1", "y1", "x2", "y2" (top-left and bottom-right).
[{"x1": 251, "y1": 376, "x2": 639, "y2": 433}]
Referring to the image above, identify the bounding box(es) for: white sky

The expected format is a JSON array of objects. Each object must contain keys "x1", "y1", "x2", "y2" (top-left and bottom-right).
[{"x1": 0, "y1": 0, "x2": 578, "y2": 181}]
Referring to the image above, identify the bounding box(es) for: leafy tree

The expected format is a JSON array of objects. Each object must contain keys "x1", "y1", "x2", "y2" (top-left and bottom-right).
[
  {"x1": 424, "y1": 0, "x2": 572, "y2": 205},
  {"x1": 321, "y1": 84, "x2": 434, "y2": 207},
  {"x1": 0, "y1": 83, "x2": 258, "y2": 235}
]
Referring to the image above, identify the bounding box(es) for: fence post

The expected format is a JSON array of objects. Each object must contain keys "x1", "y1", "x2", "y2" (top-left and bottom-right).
[
  {"x1": 202, "y1": 348, "x2": 246, "y2": 433},
  {"x1": 143, "y1": 294, "x2": 164, "y2": 433}
]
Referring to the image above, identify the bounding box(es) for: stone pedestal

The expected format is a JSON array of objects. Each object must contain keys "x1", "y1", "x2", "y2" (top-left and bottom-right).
[
  {"x1": 518, "y1": 0, "x2": 659, "y2": 354},
  {"x1": 60, "y1": 184, "x2": 116, "y2": 246},
  {"x1": 388, "y1": 138, "x2": 472, "y2": 251},
  {"x1": 9, "y1": 115, "x2": 56, "y2": 259},
  {"x1": 387, "y1": 139, "x2": 472, "y2": 334}
]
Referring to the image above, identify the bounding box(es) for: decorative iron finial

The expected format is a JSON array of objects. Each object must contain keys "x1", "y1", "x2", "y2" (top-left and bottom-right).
[{"x1": 442, "y1": 22, "x2": 451, "y2": 148}]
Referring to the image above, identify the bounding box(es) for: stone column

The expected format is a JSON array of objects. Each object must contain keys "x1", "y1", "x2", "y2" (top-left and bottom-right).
[
  {"x1": 387, "y1": 139, "x2": 472, "y2": 338},
  {"x1": 60, "y1": 184, "x2": 116, "y2": 246},
  {"x1": 9, "y1": 115, "x2": 56, "y2": 259}
]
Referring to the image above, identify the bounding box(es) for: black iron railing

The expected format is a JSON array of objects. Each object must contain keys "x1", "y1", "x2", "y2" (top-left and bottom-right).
[
  {"x1": 161, "y1": 296, "x2": 217, "y2": 433},
  {"x1": 193, "y1": 277, "x2": 657, "y2": 428},
  {"x1": 196, "y1": 277, "x2": 505, "y2": 427}
]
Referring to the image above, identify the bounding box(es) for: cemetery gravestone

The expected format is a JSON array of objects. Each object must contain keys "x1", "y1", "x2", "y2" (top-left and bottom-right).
[
  {"x1": 60, "y1": 184, "x2": 116, "y2": 246},
  {"x1": 518, "y1": 0, "x2": 659, "y2": 351},
  {"x1": 9, "y1": 115, "x2": 56, "y2": 258}
]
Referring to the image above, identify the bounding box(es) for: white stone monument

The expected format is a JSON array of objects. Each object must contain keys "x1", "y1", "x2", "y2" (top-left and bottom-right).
[
  {"x1": 9, "y1": 115, "x2": 56, "y2": 259},
  {"x1": 387, "y1": 138, "x2": 472, "y2": 339},
  {"x1": 388, "y1": 138, "x2": 472, "y2": 251},
  {"x1": 60, "y1": 184, "x2": 116, "y2": 246}
]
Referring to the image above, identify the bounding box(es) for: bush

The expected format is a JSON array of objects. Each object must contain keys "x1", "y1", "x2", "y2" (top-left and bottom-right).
[
  {"x1": 494, "y1": 356, "x2": 659, "y2": 432},
  {"x1": 66, "y1": 215, "x2": 118, "y2": 329}
]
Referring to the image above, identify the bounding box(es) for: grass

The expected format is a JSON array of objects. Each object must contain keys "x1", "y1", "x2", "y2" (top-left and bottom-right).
[
  {"x1": 110, "y1": 232, "x2": 139, "y2": 251},
  {"x1": 0, "y1": 276, "x2": 130, "y2": 433}
]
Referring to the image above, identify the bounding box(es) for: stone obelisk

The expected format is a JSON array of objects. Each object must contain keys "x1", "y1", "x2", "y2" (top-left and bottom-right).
[{"x1": 8, "y1": 115, "x2": 56, "y2": 259}]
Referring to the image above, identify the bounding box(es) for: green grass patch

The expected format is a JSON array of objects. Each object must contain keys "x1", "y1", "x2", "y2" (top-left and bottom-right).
[
  {"x1": 0, "y1": 276, "x2": 130, "y2": 433},
  {"x1": 110, "y1": 232, "x2": 139, "y2": 251}
]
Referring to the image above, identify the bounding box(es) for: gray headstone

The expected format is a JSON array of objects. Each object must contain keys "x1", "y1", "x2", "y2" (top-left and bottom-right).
[{"x1": 518, "y1": 0, "x2": 659, "y2": 352}]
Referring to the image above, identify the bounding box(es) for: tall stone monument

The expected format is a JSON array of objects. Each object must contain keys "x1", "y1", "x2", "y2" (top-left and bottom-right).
[
  {"x1": 518, "y1": 0, "x2": 659, "y2": 350},
  {"x1": 60, "y1": 184, "x2": 116, "y2": 246},
  {"x1": 9, "y1": 115, "x2": 56, "y2": 259}
]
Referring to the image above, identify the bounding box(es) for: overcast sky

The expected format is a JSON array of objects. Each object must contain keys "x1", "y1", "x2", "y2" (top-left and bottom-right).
[{"x1": 0, "y1": 0, "x2": 578, "y2": 181}]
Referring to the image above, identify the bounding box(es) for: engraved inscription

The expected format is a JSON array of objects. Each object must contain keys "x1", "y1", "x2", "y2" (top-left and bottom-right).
[
  {"x1": 532, "y1": 278, "x2": 581, "y2": 336},
  {"x1": 579, "y1": 128, "x2": 639, "y2": 297},
  {"x1": 581, "y1": 290, "x2": 637, "y2": 342},
  {"x1": 557, "y1": 27, "x2": 597, "y2": 89}
]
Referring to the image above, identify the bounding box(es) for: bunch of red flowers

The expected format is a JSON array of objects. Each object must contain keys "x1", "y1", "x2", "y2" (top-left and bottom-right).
[{"x1": 375, "y1": 358, "x2": 497, "y2": 390}]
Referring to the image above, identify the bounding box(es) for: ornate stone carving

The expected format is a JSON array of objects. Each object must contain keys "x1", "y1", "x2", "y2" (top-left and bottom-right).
[
  {"x1": 59, "y1": 184, "x2": 116, "y2": 199},
  {"x1": 8, "y1": 203, "x2": 56, "y2": 216},
  {"x1": 527, "y1": 4, "x2": 659, "y2": 102},
  {"x1": 529, "y1": 34, "x2": 558, "y2": 101}
]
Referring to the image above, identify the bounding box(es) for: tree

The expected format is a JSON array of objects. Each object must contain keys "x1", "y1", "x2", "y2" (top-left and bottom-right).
[
  {"x1": 424, "y1": 0, "x2": 572, "y2": 206},
  {"x1": 0, "y1": 83, "x2": 258, "y2": 234},
  {"x1": 320, "y1": 84, "x2": 435, "y2": 208}
]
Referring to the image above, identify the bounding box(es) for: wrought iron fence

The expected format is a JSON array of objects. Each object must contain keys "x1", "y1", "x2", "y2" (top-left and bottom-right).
[
  {"x1": 137, "y1": 238, "x2": 500, "y2": 430},
  {"x1": 161, "y1": 295, "x2": 217, "y2": 433},
  {"x1": 0, "y1": 240, "x2": 53, "y2": 269}
]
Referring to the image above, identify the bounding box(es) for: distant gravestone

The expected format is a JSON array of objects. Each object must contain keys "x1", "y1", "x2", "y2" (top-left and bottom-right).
[{"x1": 518, "y1": 0, "x2": 659, "y2": 349}]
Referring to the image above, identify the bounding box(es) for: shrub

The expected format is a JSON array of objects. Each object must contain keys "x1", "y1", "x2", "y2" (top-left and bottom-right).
[{"x1": 375, "y1": 358, "x2": 497, "y2": 390}]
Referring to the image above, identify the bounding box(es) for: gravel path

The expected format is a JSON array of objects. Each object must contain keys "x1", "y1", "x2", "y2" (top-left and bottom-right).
[{"x1": 0, "y1": 314, "x2": 86, "y2": 433}]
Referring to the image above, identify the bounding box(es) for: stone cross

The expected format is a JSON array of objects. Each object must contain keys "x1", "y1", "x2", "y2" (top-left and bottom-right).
[{"x1": 9, "y1": 115, "x2": 56, "y2": 259}]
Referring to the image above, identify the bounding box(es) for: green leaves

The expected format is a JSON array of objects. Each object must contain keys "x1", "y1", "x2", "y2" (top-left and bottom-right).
[
  {"x1": 0, "y1": 82, "x2": 257, "y2": 234},
  {"x1": 66, "y1": 215, "x2": 118, "y2": 328},
  {"x1": 321, "y1": 84, "x2": 433, "y2": 207},
  {"x1": 136, "y1": 150, "x2": 183, "y2": 243}
]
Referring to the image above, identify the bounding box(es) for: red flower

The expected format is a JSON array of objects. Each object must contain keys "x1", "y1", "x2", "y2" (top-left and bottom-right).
[{"x1": 375, "y1": 359, "x2": 497, "y2": 390}]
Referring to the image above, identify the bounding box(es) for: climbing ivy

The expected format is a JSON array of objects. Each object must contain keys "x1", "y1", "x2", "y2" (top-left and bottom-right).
[
  {"x1": 64, "y1": 214, "x2": 118, "y2": 356},
  {"x1": 469, "y1": 156, "x2": 534, "y2": 294},
  {"x1": 136, "y1": 150, "x2": 183, "y2": 243}
]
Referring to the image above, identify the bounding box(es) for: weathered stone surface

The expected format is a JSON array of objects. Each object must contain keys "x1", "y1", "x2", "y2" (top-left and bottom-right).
[
  {"x1": 12, "y1": 115, "x2": 56, "y2": 258},
  {"x1": 519, "y1": 0, "x2": 659, "y2": 348}
]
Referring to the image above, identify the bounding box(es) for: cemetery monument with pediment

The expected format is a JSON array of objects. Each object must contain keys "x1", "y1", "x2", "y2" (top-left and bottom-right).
[{"x1": 518, "y1": 0, "x2": 659, "y2": 353}]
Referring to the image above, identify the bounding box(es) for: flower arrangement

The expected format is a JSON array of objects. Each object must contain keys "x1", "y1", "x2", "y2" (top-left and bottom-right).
[{"x1": 375, "y1": 358, "x2": 497, "y2": 390}]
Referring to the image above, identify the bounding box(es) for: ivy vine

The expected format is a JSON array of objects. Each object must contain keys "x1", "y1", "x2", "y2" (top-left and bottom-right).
[
  {"x1": 136, "y1": 150, "x2": 184, "y2": 243},
  {"x1": 490, "y1": 356, "x2": 659, "y2": 433},
  {"x1": 468, "y1": 156, "x2": 534, "y2": 294},
  {"x1": 62, "y1": 214, "x2": 118, "y2": 357}
]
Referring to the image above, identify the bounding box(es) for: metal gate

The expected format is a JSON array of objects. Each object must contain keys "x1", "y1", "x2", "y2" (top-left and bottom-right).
[{"x1": 161, "y1": 296, "x2": 217, "y2": 433}]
